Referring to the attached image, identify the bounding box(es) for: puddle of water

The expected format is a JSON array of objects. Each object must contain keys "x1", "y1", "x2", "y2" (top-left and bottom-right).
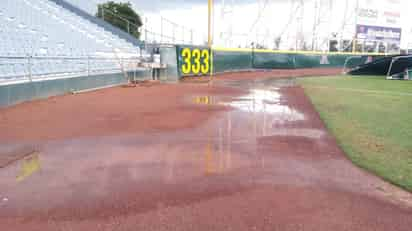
[
  {"x1": 222, "y1": 88, "x2": 305, "y2": 123},
  {"x1": 268, "y1": 129, "x2": 325, "y2": 139},
  {"x1": 192, "y1": 87, "x2": 304, "y2": 124},
  {"x1": 0, "y1": 79, "x2": 328, "y2": 218}
]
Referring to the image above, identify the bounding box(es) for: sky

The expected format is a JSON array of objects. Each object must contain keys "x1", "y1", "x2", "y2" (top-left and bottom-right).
[
  {"x1": 72, "y1": 0, "x2": 412, "y2": 49},
  {"x1": 140, "y1": 0, "x2": 412, "y2": 49}
]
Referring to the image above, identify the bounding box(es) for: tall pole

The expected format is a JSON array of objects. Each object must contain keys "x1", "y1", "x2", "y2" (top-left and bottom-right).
[
  {"x1": 208, "y1": 0, "x2": 213, "y2": 47},
  {"x1": 311, "y1": 0, "x2": 318, "y2": 51},
  {"x1": 208, "y1": 0, "x2": 214, "y2": 83},
  {"x1": 353, "y1": 0, "x2": 360, "y2": 53}
]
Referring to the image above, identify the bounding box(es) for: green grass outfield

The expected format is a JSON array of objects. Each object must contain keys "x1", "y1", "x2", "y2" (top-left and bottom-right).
[{"x1": 298, "y1": 76, "x2": 412, "y2": 191}]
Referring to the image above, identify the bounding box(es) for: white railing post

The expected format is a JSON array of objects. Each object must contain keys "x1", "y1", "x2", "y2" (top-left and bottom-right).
[
  {"x1": 145, "y1": 17, "x2": 148, "y2": 43},
  {"x1": 134, "y1": 58, "x2": 137, "y2": 82},
  {"x1": 27, "y1": 55, "x2": 32, "y2": 82},
  {"x1": 87, "y1": 56, "x2": 90, "y2": 76},
  {"x1": 160, "y1": 16, "x2": 163, "y2": 43}
]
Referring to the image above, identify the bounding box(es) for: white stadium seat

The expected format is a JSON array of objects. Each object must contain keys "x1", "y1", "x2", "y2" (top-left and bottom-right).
[{"x1": 0, "y1": 0, "x2": 141, "y2": 83}]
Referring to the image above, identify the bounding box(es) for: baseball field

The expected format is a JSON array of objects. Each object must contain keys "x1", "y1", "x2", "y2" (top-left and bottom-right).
[{"x1": 1, "y1": 69, "x2": 411, "y2": 230}]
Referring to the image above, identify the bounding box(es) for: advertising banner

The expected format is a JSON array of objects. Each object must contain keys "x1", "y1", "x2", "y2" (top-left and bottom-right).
[
  {"x1": 356, "y1": 25, "x2": 402, "y2": 43},
  {"x1": 357, "y1": 0, "x2": 401, "y2": 28}
]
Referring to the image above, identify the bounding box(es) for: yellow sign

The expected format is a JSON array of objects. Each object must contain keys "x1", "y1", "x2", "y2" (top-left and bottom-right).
[{"x1": 181, "y1": 48, "x2": 210, "y2": 75}]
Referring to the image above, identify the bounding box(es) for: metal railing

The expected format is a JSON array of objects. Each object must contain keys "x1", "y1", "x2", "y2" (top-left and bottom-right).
[
  {"x1": 0, "y1": 55, "x2": 145, "y2": 85},
  {"x1": 98, "y1": 6, "x2": 140, "y2": 36},
  {"x1": 96, "y1": 7, "x2": 205, "y2": 46}
]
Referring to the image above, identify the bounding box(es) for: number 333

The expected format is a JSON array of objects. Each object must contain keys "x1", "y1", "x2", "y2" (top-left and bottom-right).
[{"x1": 181, "y1": 48, "x2": 210, "y2": 75}]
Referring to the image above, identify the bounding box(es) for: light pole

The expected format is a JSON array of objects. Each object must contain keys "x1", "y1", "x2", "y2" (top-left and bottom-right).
[
  {"x1": 208, "y1": 0, "x2": 213, "y2": 47},
  {"x1": 208, "y1": 0, "x2": 214, "y2": 82}
]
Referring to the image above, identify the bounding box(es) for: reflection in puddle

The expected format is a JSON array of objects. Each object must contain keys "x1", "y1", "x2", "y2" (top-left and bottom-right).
[
  {"x1": 16, "y1": 152, "x2": 41, "y2": 182},
  {"x1": 204, "y1": 112, "x2": 233, "y2": 176},
  {"x1": 204, "y1": 141, "x2": 215, "y2": 175},
  {"x1": 269, "y1": 129, "x2": 325, "y2": 139},
  {"x1": 194, "y1": 96, "x2": 215, "y2": 105},
  {"x1": 192, "y1": 89, "x2": 304, "y2": 124},
  {"x1": 223, "y1": 89, "x2": 304, "y2": 123}
]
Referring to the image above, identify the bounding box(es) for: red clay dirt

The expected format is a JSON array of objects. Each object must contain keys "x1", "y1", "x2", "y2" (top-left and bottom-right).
[
  {"x1": 1, "y1": 68, "x2": 411, "y2": 231},
  {"x1": 183, "y1": 68, "x2": 343, "y2": 82},
  {"x1": 0, "y1": 68, "x2": 341, "y2": 142},
  {"x1": 0, "y1": 83, "x2": 244, "y2": 142}
]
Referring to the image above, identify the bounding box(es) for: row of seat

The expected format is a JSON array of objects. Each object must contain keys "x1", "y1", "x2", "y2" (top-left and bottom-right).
[
  {"x1": 0, "y1": 0, "x2": 141, "y2": 82},
  {"x1": 0, "y1": 59, "x2": 123, "y2": 81}
]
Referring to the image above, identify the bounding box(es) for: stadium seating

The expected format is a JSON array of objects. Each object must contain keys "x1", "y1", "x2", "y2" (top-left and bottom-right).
[{"x1": 0, "y1": 0, "x2": 141, "y2": 83}]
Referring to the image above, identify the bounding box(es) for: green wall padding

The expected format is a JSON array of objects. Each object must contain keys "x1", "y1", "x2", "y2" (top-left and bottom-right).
[
  {"x1": 210, "y1": 50, "x2": 377, "y2": 74},
  {"x1": 212, "y1": 50, "x2": 252, "y2": 73},
  {"x1": 253, "y1": 52, "x2": 294, "y2": 69}
]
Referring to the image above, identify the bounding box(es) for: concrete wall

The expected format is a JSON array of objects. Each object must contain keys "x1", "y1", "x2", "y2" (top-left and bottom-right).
[{"x1": 0, "y1": 72, "x2": 149, "y2": 108}]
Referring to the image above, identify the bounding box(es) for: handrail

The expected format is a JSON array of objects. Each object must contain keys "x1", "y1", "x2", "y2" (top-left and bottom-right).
[
  {"x1": 0, "y1": 56, "x2": 141, "y2": 60},
  {"x1": 99, "y1": 6, "x2": 141, "y2": 34}
]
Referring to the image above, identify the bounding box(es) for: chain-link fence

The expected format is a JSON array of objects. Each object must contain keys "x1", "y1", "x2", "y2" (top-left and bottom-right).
[
  {"x1": 66, "y1": 0, "x2": 206, "y2": 46},
  {"x1": 137, "y1": 15, "x2": 206, "y2": 46}
]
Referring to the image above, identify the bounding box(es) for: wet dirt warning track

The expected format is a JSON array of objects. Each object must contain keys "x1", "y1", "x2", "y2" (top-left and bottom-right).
[{"x1": 1, "y1": 71, "x2": 412, "y2": 231}]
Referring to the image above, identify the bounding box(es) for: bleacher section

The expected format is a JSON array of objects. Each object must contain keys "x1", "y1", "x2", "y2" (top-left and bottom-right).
[{"x1": 0, "y1": 0, "x2": 141, "y2": 83}]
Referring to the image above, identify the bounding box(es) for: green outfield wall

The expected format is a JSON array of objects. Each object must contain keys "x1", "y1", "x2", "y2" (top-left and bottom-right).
[
  {"x1": 212, "y1": 48, "x2": 377, "y2": 73},
  {"x1": 212, "y1": 50, "x2": 253, "y2": 73},
  {"x1": 176, "y1": 45, "x2": 383, "y2": 76}
]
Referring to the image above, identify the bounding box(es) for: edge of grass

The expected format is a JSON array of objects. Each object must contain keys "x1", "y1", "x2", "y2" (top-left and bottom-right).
[{"x1": 298, "y1": 76, "x2": 412, "y2": 192}]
